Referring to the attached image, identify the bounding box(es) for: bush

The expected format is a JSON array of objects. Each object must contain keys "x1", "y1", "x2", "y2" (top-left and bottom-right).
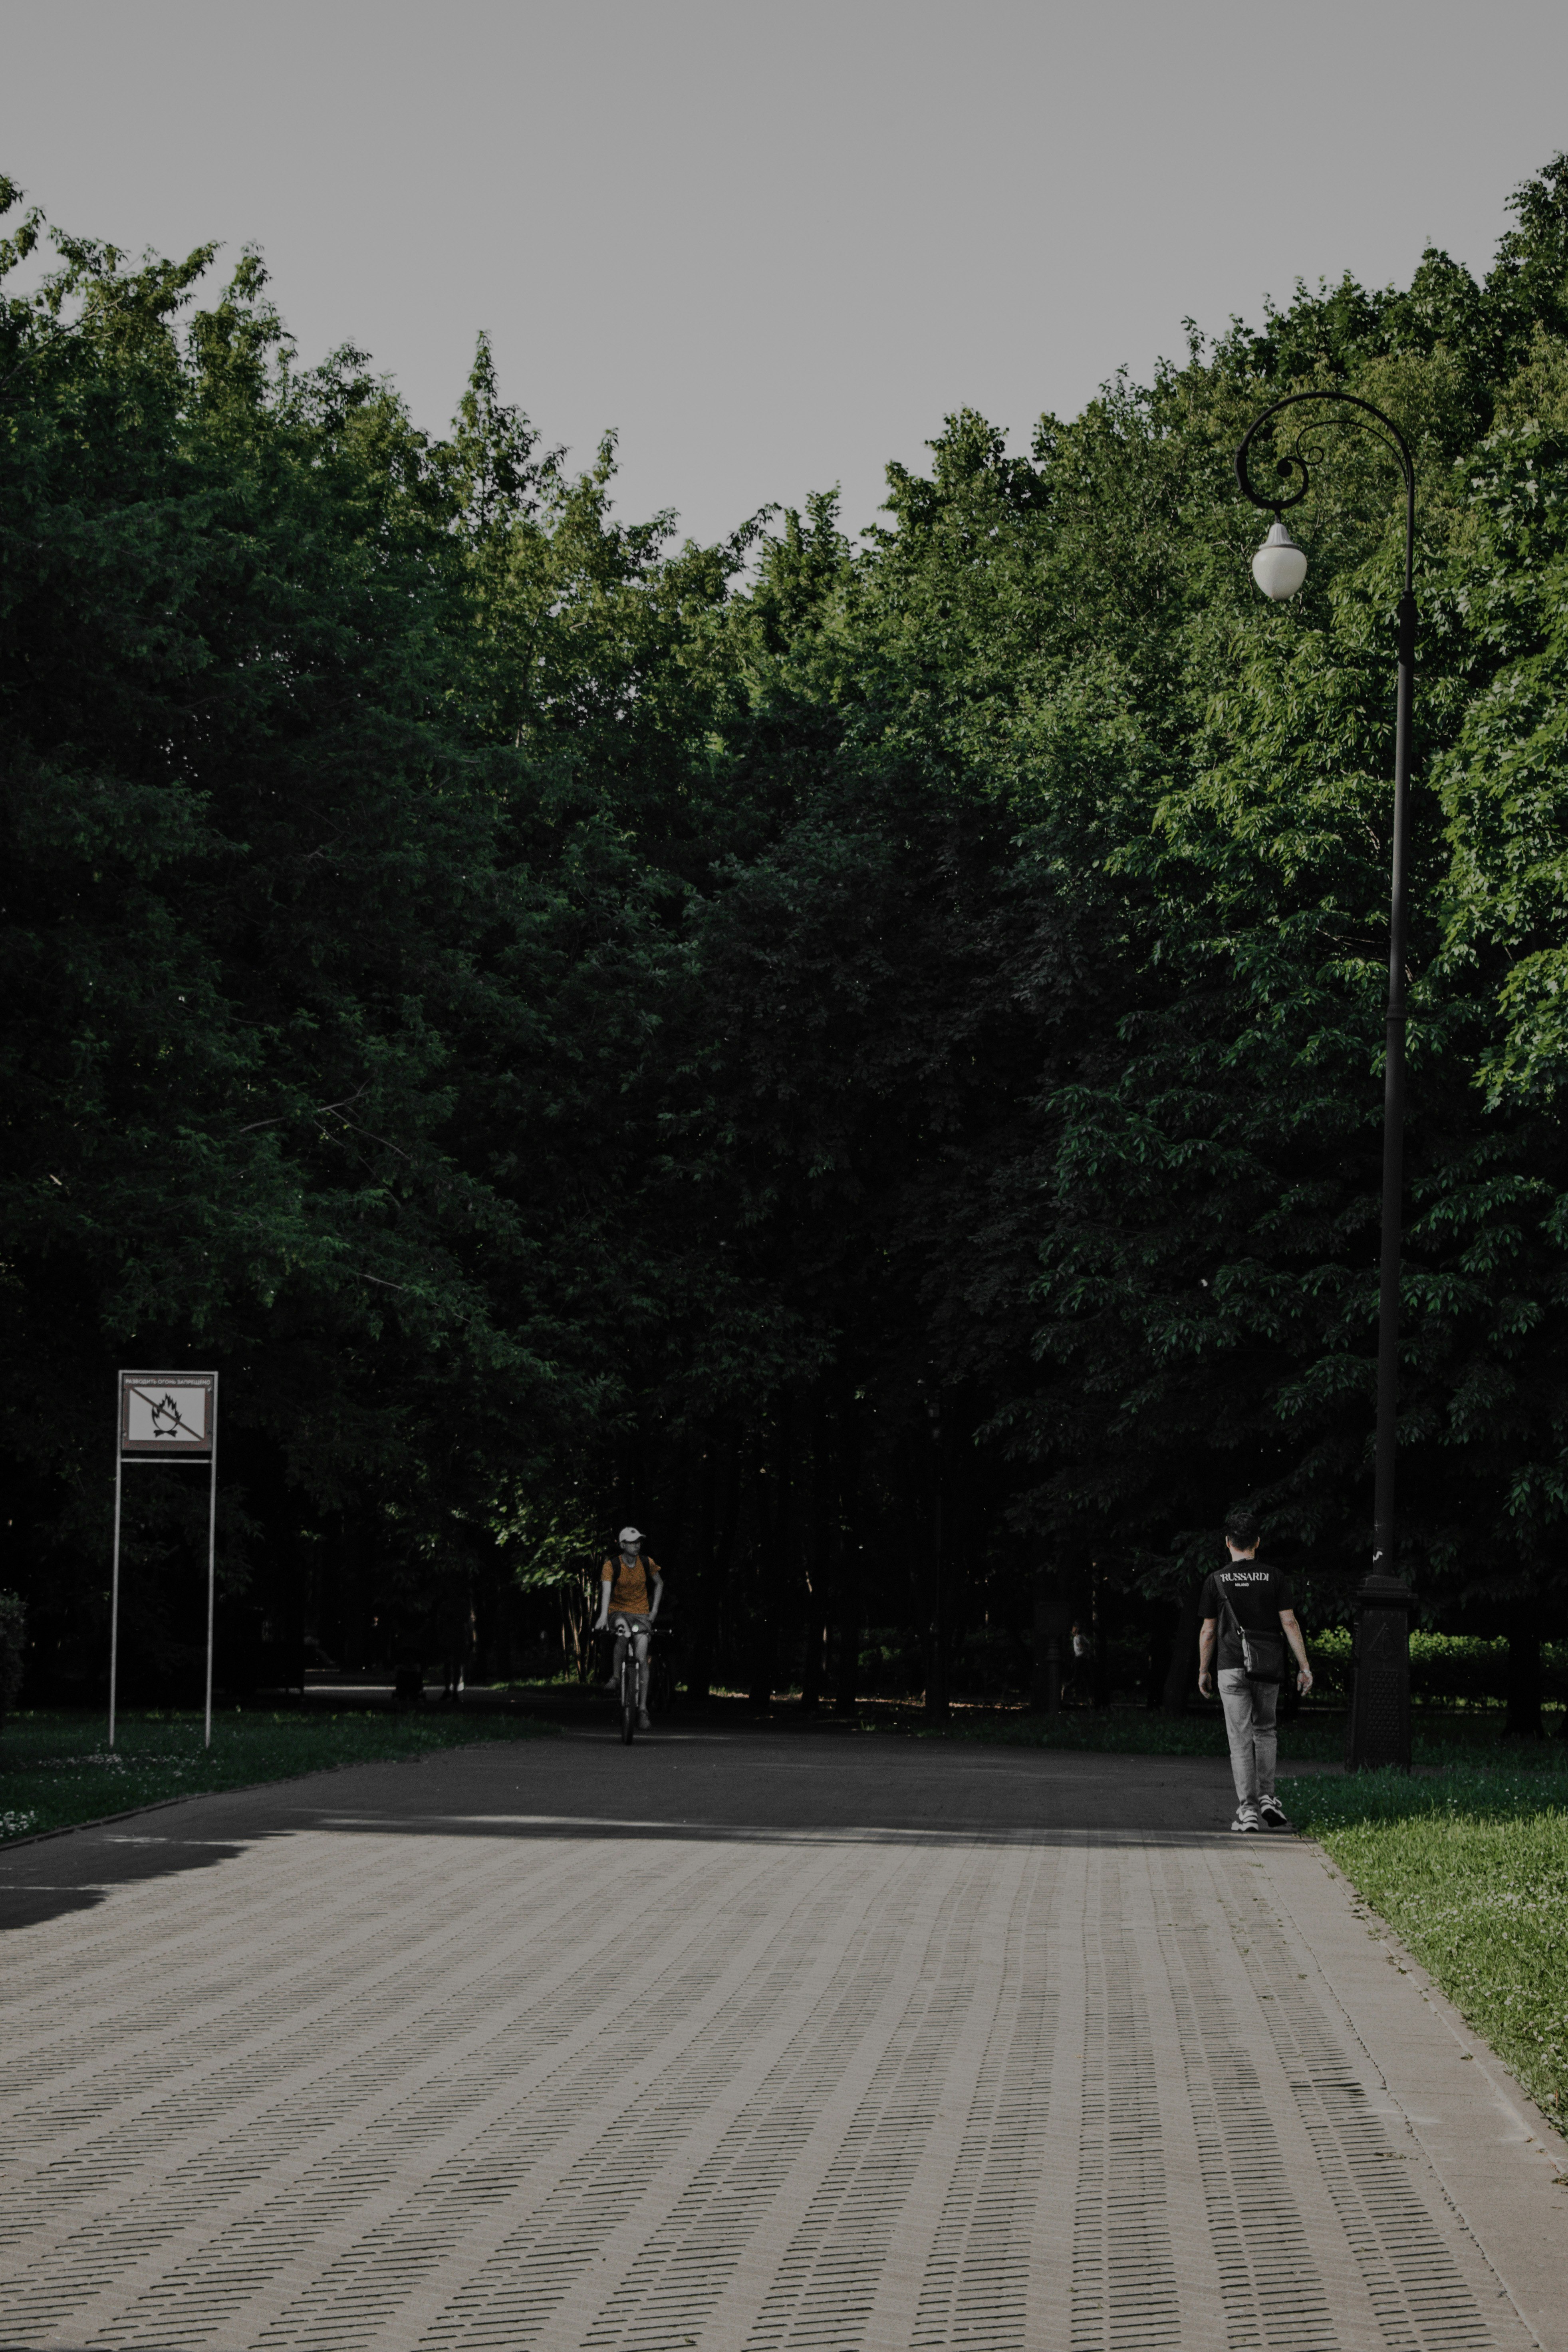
[{"x1": 1308, "y1": 1629, "x2": 1568, "y2": 1707}]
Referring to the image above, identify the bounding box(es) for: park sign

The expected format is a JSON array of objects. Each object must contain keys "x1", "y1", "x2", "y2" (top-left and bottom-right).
[
  {"x1": 111, "y1": 1368, "x2": 220, "y2": 1751},
  {"x1": 120, "y1": 1371, "x2": 215, "y2": 1455}
]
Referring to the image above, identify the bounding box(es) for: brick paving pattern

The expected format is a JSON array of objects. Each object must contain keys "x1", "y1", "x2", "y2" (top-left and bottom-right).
[{"x1": 1, "y1": 1732, "x2": 1562, "y2": 2351}]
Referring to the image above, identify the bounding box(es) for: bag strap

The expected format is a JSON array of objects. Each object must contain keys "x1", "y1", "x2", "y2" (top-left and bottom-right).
[{"x1": 1218, "y1": 1581, "x2": 1266, "y2": 1665}]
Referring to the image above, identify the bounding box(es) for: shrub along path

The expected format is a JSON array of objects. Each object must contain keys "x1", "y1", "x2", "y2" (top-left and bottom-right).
[{"x1": 1, "y1": 1728, "x2": 1563, "y2": 2352}]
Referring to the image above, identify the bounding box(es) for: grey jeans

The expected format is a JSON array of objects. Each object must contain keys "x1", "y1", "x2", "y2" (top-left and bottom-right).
[{"x1": 1219, "y1": 1667, "x2": 1278, "y2": 1805}]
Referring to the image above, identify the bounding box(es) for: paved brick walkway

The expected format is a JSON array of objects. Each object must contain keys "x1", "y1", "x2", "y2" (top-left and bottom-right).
[{"x1": 2, "y1": 1730, "x2": 1564, "y2": 2352}]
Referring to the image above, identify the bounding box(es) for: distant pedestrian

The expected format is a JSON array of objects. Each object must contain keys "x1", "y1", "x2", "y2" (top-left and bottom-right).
[
  {"x1": 1062, "y1": 1621, "x2": 1090, "y2": 1704},
  {"x1": 1197, "y1": 1508, "x2": 1312, "y2": 1832}
]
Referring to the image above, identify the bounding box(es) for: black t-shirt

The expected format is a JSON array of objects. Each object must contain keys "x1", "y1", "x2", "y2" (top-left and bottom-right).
[{"x1": 1201, "y1": 1564, "x2": 1293, "y2": 1671}]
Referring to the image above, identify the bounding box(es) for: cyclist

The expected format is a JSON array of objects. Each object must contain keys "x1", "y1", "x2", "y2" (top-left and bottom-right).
[{"x1": 593, "y1": 1526, "x2": 664, "y2": 1732}]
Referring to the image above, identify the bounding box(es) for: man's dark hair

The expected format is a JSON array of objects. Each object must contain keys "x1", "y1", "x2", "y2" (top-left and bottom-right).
[{"x1": 1223, "y1": 1506, "x2": 1262, "y2": 1550}]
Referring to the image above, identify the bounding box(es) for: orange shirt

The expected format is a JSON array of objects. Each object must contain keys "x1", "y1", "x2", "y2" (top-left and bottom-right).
[{"x1": 603, "y1": 1552, "x2": 662, "y2": 1615}]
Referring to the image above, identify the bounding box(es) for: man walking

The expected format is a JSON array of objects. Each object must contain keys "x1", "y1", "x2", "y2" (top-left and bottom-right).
[{"x1": 1198, "y1": 1507, "x2": 1312, "y2": 1832}]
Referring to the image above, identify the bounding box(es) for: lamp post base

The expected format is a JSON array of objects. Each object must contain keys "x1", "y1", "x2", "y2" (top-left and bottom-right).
[{"x1": 1345, "y1": 1573, "x2": 1416, "y2": 1771}]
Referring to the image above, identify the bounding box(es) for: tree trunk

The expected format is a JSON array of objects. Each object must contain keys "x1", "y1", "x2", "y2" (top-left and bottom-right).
[
  {"x1": 667, "y1": 1424, "x2": 691, "y2": 1635},
  {"x1": 1160, "y1": 1579, "x2": 1202, "y2": 1715},
  {"x1": 800, "y1": 1393, "x2": 830, "y2": 1716},
  {"x1": 833, "y1": 1409, "x2": 864, "y2": 1717},
  {"x1": 924, "y1": 1413, "x2": 948, "y2": 1724},
  {"x1": 1505, "y1": 1605, "x2": 1543, "y2": 1739},
  {"x1": 1144, "y1": 1598, "x2": 1165, "y2": 1710},
  {"x1": 748, "y1": 1415, "x2": 785, "y2": 1712},
  {"x1": 1030, "y1": 1558, "x2": 1062, "y2": 1713},
  {"x1": 1091, "y1": 1567, "x2": 1111, "y2": 1709},
  {"x1": 684, "y1": 1429, "x2": 715, "y2": 1705}
]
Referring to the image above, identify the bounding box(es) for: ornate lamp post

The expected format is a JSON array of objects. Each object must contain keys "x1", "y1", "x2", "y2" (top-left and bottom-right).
[{"x1": 1235, "y1": 392, "x2": 1417, "y2": 1768}]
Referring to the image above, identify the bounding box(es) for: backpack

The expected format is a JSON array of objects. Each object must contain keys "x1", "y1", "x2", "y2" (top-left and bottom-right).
[{"x1": 1219, "y1": 1582, "x2": 1285, "y2": 1684}]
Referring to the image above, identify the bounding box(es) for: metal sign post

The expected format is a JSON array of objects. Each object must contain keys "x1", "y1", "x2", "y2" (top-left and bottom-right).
[{"x1": 110, "y1": 1371, "x2": 218, "y2": 1750}]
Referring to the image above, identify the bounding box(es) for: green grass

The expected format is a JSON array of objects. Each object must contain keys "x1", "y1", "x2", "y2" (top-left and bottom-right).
[
  {"x1": 1281, "y1": 1763, "x2": 1568, "y2": 2123},
  {"x1": 0, "y1": 1706, "x2": 559, "y2": 1844}
]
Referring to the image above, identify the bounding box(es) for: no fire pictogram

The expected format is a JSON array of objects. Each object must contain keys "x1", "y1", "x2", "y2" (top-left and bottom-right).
[{"x1": 120, "y1": 1371, "x2": 214, "y2": 1454}]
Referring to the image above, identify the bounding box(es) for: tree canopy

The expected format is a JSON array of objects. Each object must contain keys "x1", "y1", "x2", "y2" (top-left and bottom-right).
[{"x1": 8, "y1": 157, "x2": 1568, "y2": 1712}]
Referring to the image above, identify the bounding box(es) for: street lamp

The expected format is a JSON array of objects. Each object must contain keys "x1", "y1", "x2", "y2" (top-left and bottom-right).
[
  {"x1": 1235, "y1": 391, "x2": 1417, "y2": 1770},
  {"x1": 1250, "y1": 518, "x2": 1308, "y2": 600}
]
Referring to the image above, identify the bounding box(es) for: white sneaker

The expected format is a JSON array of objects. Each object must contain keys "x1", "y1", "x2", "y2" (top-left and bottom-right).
[
  {"x1": 1231, "y1": 1804, "x2": 1261, "y2": 1833},
  {"x1": 1259, "y1": 1795, "x2": 1288, "y2": 1828}
]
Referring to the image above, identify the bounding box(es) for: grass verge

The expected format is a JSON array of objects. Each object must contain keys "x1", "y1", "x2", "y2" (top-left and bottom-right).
[
  {"x1": 0, "y1": 1707, "x2": 559, "y2": 1844},
  {"x1": 1280, "y1": 1763, "x2": 1568, "y2": 2124}
]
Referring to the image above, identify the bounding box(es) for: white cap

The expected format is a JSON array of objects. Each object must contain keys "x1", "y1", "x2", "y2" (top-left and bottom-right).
[{"x1": 619, "y1": 1525, "x2": 643, "y2": 1545}]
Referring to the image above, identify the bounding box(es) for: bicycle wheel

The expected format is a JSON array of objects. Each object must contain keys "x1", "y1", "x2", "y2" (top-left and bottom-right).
[{"x1": 620, "y1": 1653, "x2": 636, "y2": 1744}]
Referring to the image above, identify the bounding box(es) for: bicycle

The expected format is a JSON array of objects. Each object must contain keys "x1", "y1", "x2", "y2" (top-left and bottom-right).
[{"x1": 606, "y1": 1613, "x2": 667, "y2": 1743}]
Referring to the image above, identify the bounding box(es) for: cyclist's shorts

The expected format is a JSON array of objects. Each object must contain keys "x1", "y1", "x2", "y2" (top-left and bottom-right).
[{"x1": 611, "y1": 1612, "x2": 651, "y2": 1637}]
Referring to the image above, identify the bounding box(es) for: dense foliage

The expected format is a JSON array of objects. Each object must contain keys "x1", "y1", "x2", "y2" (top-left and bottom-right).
[{"x1": 7, "y1": 160, "x2": 1568, "y2": 1718}]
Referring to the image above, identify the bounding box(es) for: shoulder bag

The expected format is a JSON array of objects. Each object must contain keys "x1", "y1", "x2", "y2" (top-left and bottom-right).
[{"x1": 1220, "y1": 1584, "x2": 1285, "y2": 1685}]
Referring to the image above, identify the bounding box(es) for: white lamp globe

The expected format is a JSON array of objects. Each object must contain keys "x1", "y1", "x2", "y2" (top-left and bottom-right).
[{"x1": 1251, "y1": 518, "x2": 1308, "y2": 600}]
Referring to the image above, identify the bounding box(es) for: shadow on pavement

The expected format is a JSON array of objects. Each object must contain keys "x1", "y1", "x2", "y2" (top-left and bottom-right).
[
  {"x1": 0, "y1": 1733, "x2": 1250, "y2": 1931},
  {"x1": 306, "y1": 1810, "x2": 1252, "y2": 1850},
  {"x1": 0, "y1": 1836, "x2": 256, "y2": 1932}
]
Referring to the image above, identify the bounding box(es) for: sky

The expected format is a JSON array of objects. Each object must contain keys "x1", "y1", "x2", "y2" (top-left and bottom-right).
[{"x1": 3, "y1": 0, "x2": 1567, "y2": 548}]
